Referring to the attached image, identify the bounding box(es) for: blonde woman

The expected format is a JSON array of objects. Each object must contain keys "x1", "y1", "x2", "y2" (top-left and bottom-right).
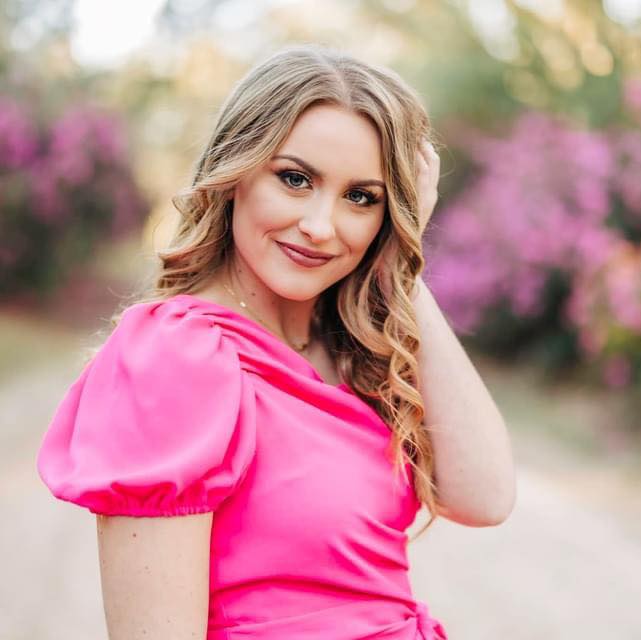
[{"x1": 37, "y1": 44, "x2": 515, "y2": 640}]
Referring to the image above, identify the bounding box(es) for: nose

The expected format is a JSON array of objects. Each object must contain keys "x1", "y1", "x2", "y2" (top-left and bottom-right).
[{"x1": 297, "y1": 195, "x2": 337, "y2": 243}]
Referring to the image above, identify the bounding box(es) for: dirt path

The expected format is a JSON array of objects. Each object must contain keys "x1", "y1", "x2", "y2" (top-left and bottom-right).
[
  {"x1": 2, "y1": 307, "x2": 640, "y2": 640},
  {"x1": 408, "y1": 466, "x2": 641, "y2": 639}
]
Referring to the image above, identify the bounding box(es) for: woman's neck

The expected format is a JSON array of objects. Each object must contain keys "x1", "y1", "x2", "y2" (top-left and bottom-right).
[{"x1": 191, "y1": 267, "x2": 318, "y2": 353}]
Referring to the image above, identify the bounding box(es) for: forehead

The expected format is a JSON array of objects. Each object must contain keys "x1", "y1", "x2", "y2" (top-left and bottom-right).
[{"x1": 276, "y1": 104, "x2": 384, "y2": 182}]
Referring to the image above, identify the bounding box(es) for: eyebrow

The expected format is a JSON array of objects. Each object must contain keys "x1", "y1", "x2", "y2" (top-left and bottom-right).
[{"x1": 272, "y1": 154, "x2": 386, "y2": 190}]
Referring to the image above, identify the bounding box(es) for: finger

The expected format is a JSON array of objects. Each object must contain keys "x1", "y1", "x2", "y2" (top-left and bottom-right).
[
  {"x1": 418, "y1": 140, "x2": 439, "y2": 174},
  {"x1": 418, "y1": 138, "x2": 431, "y2": 161},
  {"x1": 416, "y1": 142, "x2": 430, "y2": 171},
  {"x1": 424, "y1": 143, "x2": 441, "y2": 181},
  {"x1": 423, "y1": 140, "x2": 439, "y2": 164},
  {"x1": 428, "y1": 145, "x2": 440, "y2": 168}
]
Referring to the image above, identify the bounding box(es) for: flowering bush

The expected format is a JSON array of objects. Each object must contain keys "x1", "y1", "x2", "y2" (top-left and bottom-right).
[
  {"x1": 0, "y1": 97, "x2": 148, "y2": 297},
  {"x1": 565, "y1": 243, "x2": 641, "y2": 388},
  {"x1": 426, "y1": 111, "x2": 641, "y2": 388}
]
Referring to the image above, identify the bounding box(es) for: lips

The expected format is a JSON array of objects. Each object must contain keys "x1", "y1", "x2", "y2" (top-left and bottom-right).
[
  {"x1": 277, "y1": 241, "x2": 334, "y2": 259},
  {"x1": 276, "y1": 242, "x2": 334, "y2": 268}
]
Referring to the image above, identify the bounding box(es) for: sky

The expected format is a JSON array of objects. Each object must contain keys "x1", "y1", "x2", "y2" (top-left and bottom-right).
[
  {"x1": 69, "y1": 0, "x2": 299, "y2": 67},
  {"x1": 65, "y1": 0, "x2": 641, "y2": 69}
]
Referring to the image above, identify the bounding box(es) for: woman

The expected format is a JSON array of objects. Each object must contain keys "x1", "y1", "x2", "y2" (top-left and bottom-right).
[{"x1": 37, "y1": 44, "x2": 516, "y2": 639}]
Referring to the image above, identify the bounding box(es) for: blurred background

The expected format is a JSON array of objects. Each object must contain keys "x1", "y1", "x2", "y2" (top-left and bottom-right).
[{"x1": 1, "y1": 0, "x2": 640, "y2": 638}]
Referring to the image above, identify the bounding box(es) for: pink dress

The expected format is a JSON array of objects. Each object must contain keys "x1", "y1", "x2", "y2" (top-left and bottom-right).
[{"x1": 36, "y1": 294, "x2": 447, "y2": 640}]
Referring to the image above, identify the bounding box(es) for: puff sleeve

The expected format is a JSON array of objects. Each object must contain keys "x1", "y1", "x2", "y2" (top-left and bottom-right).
[{"x1": 36, "y1": 299, "x2": 257, "y2": 517}]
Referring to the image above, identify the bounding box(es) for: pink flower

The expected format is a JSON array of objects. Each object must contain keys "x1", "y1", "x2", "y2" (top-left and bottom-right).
[
  {"x1": 601, "y1": 355, "x2": 632, "y2": 389},
  {"x1": 431, "y1": 110, "x2": 633, "y2": 344},
  {"x1": 0, "y1": 98, "x2": 38, "y2": 169}
]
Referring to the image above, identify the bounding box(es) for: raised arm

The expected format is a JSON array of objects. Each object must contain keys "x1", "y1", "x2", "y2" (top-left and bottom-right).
[
  {"x1": 411, "y1": 140, "x2": 515, "y2": 526},
  {"x1": 378, "y1": 138, "x2": 516, "y2": 526},
  {"x1": 412, "y1": 277, "x2": 516, "y2": 526},
  {"x1": 96, "y1": 513, "x2": 213, "y2": 640}
]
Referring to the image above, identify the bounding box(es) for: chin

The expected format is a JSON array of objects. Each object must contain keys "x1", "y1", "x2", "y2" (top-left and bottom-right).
[
  {"x1": 265, "y1": 278, "x2": 328, "y2": 301},
  {"x1": 279, "y1": 288, "x2": 323, "y2": 302}
]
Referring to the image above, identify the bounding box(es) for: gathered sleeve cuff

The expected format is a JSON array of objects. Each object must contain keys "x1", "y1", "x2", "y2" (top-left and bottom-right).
[{"x1": 36, "y1": 299, "x2": 256, "y2": 517}]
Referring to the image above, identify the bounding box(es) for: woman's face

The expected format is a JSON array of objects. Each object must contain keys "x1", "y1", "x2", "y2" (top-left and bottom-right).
[{"x1": 229, "y1": 103, "x2": 387, "y2": 301}]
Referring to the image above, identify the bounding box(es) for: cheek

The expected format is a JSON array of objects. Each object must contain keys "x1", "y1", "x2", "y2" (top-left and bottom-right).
[
  {"x1": 340, "y1": 216, "x2": 385, "y2": 255},
  {"x1": 236, "y1": 180, "x2": 293, "y2": 230}
]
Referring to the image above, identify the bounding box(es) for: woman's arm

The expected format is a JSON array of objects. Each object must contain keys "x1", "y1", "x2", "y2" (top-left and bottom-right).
[
  {"x1": 384, "y1": 139, "x2": 516, "y2": 527},
  {"x1": 411, "y1": 276, "x2": 517, "y2": 527},
  {"x1": 96, "y1": 512, "x2": 213, "y2": 640}
]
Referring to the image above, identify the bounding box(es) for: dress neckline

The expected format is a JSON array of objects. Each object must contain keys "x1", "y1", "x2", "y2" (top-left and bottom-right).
[{"x1": 170, "y1": 293, "x2": 350, "y2": 392}]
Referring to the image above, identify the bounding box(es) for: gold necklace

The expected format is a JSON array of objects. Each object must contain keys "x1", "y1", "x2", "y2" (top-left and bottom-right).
[{"x1": 222, "y1": 279, "x2": 310, "y2": 353}]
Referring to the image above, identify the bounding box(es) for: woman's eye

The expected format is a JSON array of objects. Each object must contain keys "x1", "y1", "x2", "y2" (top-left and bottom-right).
[
  {"x1": 348, "y1": 189, "x2": 382, "y2": 208},
  {"x1": 278, "y1": 170, "x2": 310, "y2": 189},
  {"x1": 348, "y1": 190, "x2": 370, "y2": 206},
  {"x1": 277, "y1": 170, "x2": 381, "y2": 208}
]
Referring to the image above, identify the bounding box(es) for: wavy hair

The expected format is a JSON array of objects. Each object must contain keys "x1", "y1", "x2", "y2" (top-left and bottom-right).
[{"x1": 95, "y1": 43, "x2": 441, "y2": 538}]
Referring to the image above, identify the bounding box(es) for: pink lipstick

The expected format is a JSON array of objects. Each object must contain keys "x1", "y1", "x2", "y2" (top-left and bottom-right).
[{"x1": 276, "y1": 242, "x2": 334, "y2": 268}]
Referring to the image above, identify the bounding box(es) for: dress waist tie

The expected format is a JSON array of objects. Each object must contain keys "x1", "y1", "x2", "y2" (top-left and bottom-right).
[{"x1": 415, "y1": 600, "x2": 448, "y2": 640}]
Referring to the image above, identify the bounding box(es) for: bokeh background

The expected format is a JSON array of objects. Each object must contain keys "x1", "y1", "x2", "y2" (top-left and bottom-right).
[{"x1": 2, "y1": 0, "x2": 640, "y2": 638}]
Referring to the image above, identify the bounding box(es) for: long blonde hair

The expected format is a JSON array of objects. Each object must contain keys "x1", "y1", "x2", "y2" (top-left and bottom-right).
[{"x1": 101, "y1": 43, "x2": 440, "y2": 537}]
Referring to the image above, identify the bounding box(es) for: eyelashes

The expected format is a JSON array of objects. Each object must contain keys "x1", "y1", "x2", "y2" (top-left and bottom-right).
[{"x1": 276, "y1": 169, "x2": 383, "y2": 208}]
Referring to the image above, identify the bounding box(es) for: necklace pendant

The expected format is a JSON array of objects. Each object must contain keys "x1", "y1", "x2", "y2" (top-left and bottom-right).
[{"x1": 224, "y1": 277, "x2": 310, "y2": 352}]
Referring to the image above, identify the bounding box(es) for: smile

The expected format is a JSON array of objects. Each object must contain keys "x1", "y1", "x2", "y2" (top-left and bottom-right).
[{"x1": 276, "y1": 242, "x2": 334, "y2": 268}]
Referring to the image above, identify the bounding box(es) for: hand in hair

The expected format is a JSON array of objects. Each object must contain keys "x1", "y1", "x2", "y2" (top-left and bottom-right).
[
  {"x1": 378, "y1": 137, "x2": 440, "y2": 300},
  {"x1": 416, "y1": 137, "x2": 440, "y2": 236}
]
